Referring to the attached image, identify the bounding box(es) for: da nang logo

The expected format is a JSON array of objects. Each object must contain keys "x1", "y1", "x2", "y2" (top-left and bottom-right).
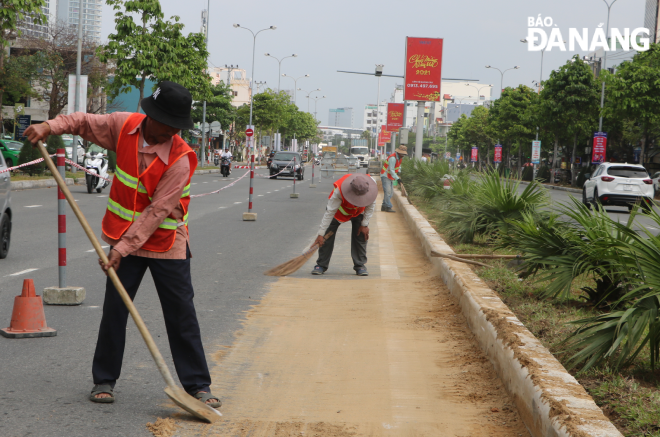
[{"x1": 525, "y1": 15, "x2": 650, "y2": 52}]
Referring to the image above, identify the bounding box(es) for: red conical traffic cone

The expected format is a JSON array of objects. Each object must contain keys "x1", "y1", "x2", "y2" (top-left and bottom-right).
[{"x1": 0, "y1": 279, "x2": 57, "y2": 338}]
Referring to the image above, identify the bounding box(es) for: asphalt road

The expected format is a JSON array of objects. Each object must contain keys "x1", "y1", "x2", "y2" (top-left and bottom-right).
[{"x1": 0, "y1": 164, "x2": 346, "y2": 437}]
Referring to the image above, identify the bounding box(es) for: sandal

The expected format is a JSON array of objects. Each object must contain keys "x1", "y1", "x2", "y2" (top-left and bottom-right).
[
  {"x1": 194, "y1": 391, "x2": 221, "y2": 409},
  {"x1": 90, "y1": 384, "x2": 115, "y2": 403}
]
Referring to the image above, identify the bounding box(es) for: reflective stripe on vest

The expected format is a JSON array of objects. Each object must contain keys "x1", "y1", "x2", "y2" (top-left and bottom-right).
[
  {"x1": 116, "y1": 165, "x2": 190, "y2": 199},
  {"x1": 107, "y1": 197, "x2": 188, "y2": 230}
]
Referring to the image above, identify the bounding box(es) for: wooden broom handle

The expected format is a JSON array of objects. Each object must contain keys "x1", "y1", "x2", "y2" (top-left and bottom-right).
[{"x1": 37, "y1": 141, "x2": 178, "y2": 389}]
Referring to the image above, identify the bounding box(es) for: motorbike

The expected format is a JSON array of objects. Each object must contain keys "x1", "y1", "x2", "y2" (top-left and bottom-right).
[
  {"x1": 221, "y1": 157, "x2": 231, "y2": 177},
  {"x1": 267, "y1": 153, "x2": 275, "y2": 169},
  {"x1": 213, "y1": 154, "x2": 219, "y2": 166},
  {"x1": 85, "y1": 151, "x2": 110, "y2": 194}
]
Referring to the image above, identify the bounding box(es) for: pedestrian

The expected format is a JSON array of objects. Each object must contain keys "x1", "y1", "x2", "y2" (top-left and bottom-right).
[
  {"x1": 23, "y1": 81, "x2": 220, "y2": 409},
  {"x1": 311, "y1": 173, "x2": 377, "y2": 276},
  {"x1": 421, "y1": 155, "x2": 428, "y2": 163},
  {"x1": 380, "y1": 145, "x2": 407, "y2": 213}
]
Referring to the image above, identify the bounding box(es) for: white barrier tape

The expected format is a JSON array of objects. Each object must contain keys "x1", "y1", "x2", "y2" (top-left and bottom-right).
[
  {"x1": 0, "y1": 154, "x2": 57, "y2": 174},
  {"x1": 234, "y1": 165, "x2": 261, "y2": 169},
  {"x1": 190, "y1": 169, "x2": 251, "y2": 198},
  {"x1": 64, "y1": 158, "x2": 112, "y2": 182}
]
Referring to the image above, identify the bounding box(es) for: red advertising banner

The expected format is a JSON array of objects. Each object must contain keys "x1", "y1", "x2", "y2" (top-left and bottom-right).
[
  {"x1": 592, "y1": 132, "x2": 607, "y2": 164},
  {"x1": 386, "y1": 103, "x2": 404, "y2": 132},
  {"x1": 493, "y1": 145, "x2": 502, "y2": 163},
  {"x1": 378, "y1": 129, "x2": 392, "y2": 147},
  {"x1": 471, "y1": 147, "x2": 478, "y2": 163},
  {"x1": 404, "y1": 37, "x2": 443, "y2": 102}
]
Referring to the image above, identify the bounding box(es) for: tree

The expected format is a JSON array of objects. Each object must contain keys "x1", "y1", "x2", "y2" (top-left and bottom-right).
[
  {"x1": 0, "y1": 0, "x2": 46, "y2": 125},
  {"x1": 100, "y1": 0, "x2": 211, "y2": 111},
  {"x1": 17, "y1": 22, "x2": 100, "y2": 119},
  {"x1": 540, "y1": 56, "x2": 599, "y2": 185},
  {"x1": 191, "y1": 82, "x2": 235, "y2": 131},
  {"x1": 604, "y1": 43, "x2": 660, "y2": 166}
]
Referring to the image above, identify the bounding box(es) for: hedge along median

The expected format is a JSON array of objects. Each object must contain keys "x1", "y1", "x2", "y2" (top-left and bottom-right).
[{"x1": 391, "y1": 188, "x2": 622, "y2": 437}]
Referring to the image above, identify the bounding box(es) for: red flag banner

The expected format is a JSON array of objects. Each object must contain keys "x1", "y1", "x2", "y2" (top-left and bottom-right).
[
  {"x1": 404, "y1": 37, "x2": 443, "y2": 102},
  {"x1": 493, "y1": 145, "x2": 502, "y2": 163},
  {"x1": 592, "y1": 132, "x2": 607, "y2": 164},
  {"x1": 386, "y1": 103, "x2": 404, "y2": 132},
  {"x1": 378, "y1": 129, "x2": 392, "y2": 147}
]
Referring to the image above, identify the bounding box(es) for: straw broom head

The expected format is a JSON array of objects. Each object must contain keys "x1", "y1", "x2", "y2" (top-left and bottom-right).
[{"x1": 264, "y1": 232, "x2": 334, "y2": 277}]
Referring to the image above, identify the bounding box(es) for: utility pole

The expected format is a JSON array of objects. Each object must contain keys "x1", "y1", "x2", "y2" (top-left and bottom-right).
[
  {"x1": 200, "y1": 4, "x2": 210, "y2": 167},
  {"x1": 71, "y1": 0, "x2": 84, "y2": 173}
]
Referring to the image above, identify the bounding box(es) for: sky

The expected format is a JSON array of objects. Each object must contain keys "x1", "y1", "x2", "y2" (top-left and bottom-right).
[{"x1": 100, "y1": 0, "x2": 647, "y2": 128}]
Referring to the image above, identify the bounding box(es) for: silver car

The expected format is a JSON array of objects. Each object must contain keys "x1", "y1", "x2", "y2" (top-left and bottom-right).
[{"x1": 0, "y1": 152, "x2": 11, "y2": 258}]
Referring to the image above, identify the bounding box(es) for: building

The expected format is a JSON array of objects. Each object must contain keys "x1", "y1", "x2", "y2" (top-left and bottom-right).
[
  {"x1": 15, "y1": 0, "x2": 56, "y2": 40},
  {"x1": 317, "y1": 126, "x2": 364, "y2": 142},
  {"x1": 57, "y1": 0, "x2": 103, "y2": 43},
  {"x1": 328, "y1": 108, "x2": 354, "y2": 128},
  {"x1": 645, "y1": 0, "x2": 660, "y2": 43},
  {"x1": 208, "y1": 66, "x2": 252, "y2": 108}
]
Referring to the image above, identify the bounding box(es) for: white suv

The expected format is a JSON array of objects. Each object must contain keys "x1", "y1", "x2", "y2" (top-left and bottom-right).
[{"x1": 583, "y1": 163, "x2": 654, "y2": 211}]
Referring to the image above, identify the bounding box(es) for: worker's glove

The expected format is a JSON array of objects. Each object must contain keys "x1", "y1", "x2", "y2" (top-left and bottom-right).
[{"x1": 393, "y1": 179, "x2": 399, "y2": 187}]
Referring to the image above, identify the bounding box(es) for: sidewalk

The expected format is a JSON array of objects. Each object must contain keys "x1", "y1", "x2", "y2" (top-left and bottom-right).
[{"x1": 176, "y1": 194, "x2": 529, "y2": 436}]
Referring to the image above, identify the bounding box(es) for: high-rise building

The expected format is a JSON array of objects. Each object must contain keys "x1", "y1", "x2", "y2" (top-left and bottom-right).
[
  {"x1": 328, "y1": 108, "x2": 354, "y2": 127},
  {"x1": 645, "y1": 0, "x2": 660, "y2": 43},
  {"x1": 57, "y1": 0, "x2": 103, "y2": 43},
  {"x1": 15, "y1": 0, "x2": 56, "y2": 39}
]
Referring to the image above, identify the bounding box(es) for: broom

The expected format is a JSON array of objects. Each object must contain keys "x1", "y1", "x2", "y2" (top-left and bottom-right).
[{"x1": 264, "y1": 232, "x2": 334, "y2": 276}]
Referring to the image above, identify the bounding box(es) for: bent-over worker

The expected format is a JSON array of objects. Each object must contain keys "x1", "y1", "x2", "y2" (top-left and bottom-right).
[
  {"x1": 380, "y1": 145, "x2": 407, "y2": 213},
  {"x1": 311, "y1": 173, "x2": 377, "y2": 276},
  {"x1": 24, "y1": 81, "x2": 220, "y2": 409}
]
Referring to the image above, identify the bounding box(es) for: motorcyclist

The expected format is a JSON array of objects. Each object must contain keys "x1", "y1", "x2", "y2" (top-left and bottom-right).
[{"x1": 220, "y1": 148, "x2": 232, "y2": 174}]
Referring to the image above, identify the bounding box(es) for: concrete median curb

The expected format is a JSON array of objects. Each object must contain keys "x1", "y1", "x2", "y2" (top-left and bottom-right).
[
  {"x1": 392, "y1": 189, "x2": 622, "y2": 437},
  {"x1": 10, "y1": 178, "x2": 76, "y2": 191}
]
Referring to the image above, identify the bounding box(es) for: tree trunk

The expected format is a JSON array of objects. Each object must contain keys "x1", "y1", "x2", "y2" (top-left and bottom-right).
[
  {"x1": 640, "y1": 127, "x2": 648, "y2": 167},
  {"x1": 571, "y1": 132, "x2": 578, "y2": 186},
  {"x1": 0, "y1": 40, "x2": 5, "y2": 128},
  {"x1": 137, "y1": 74, "x2": 146, "y2": 112},
  {"x1": 518, "y1": 143, "x2": 522, "y2": 179},
  {"x1": 487, "y1": 143, "x2": 491, "y2": 166},
  {"x1": 552, "y1": 136, "x2": 559, "y2": 184}
]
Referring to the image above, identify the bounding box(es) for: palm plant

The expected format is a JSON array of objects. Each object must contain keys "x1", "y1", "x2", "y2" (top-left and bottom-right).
[
  {"x1": 440, "y1": 170, "x2": 547, "y2": 244},
  {"x1": 400, "y1": 159, "x2": 454, "y2": 200},
  {"x1": 501, "y1": 197, "x2": 636, "y2": 303},
  {"x1": 565, "y1": 206, "x2": 660, "y2": 371}
]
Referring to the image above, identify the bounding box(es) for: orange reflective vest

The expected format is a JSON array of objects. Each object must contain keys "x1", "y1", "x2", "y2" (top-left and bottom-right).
[
  {"x1": 330, "y1": 174, "x2": 365, "y2": 223},
  {"x1": 101, "y1": 113, "x2": 197, "y2": 252},
  {"x1": 380, "y1": 152, "x2": 401, "y2": 180}
]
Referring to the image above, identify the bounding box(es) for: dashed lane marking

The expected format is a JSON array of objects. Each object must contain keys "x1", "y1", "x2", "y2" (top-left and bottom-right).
[
  {"x1": 25, "y1": 205, "x2": 42, "y2": 208},
  {"x1": 6, "y1": 268, "x2": 39, "y2": 277},
  {"x1": 97, "y1": 195, "x2": 107, "y2": 197},
  {"x1": 234, "y1": 202, "x2": 242, "y2": 204},
  {"x1": 258, "y1": 195, "x2": 264, "y2": 197},
  {"x1": 86, "y1": 246, "x2": 109, "y2": 253}
]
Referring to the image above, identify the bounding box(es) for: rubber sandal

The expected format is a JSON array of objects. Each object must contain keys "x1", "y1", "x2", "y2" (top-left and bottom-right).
[
  {"x1": 194, "y1": 391, "x2": 221, "y2": 409},
  {"x1": 90, "y1": 384, "x2": 115, "y2": 403}
]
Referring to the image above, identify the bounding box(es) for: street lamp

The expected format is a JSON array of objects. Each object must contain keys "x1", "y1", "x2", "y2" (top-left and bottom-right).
[
  {"x1": 465, "y1": 83, "x2": 492, "y2": 104},
  {"x1": 298, "y1": 88, "x2": 321, "y2": 112},
  {"x1": 264, "y1": 53, "x2": 297, "y2": 92},
  {"x1": 234, "y1": 23, "x2": 276, "y2": 217},
  {"x1": 312, "y1": 95, "x2": 326, "y2": 122},
  {"x1": 520, "y1": 39, "x2": 564, "y2": 94},
  {"x1": 597, "y1": 0, "x2": 618, "y2": 132},
  {"x1": 255, "y1": 81, "x2": 267, "y2": 93},
  {"x1": 485, "y1": 65, "x2": 520, "y2": 95},
  {"x1": 282, "y1": 74, "x2": 309, "y2": 105}
]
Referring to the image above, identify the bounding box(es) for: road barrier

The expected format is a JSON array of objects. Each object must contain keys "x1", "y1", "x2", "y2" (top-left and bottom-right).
[
  {"x1": 0, "y1": 279, "x2": 57, "y2": 338},
  {"x1": 0, "y1": 154, "x2": 56, "y2": 173},
  {"x1": 65, "y1": 158, "x2": 112, "y2": 182},
  {"x1": 57, "y1": 150, "x2": 66, "y2": 287}
]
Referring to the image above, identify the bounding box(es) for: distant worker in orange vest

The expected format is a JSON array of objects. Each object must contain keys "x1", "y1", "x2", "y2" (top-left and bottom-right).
[
  {"x1": 380, "y1": 145, "x2": 407, "y2": 213},
  {"x1": 311, "y1": 173, "x2": 377, "y2": 276},
  {"x1": 24, "y1": 81, "x2": 220, "y2": 409}
]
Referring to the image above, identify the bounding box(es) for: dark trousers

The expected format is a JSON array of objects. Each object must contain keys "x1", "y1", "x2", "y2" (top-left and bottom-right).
[
  {"x1": 92, "y1": 247, "x2": 211, "y2": 395},
  {"x1": 316, "y1": 215, "x2": 368, "y2": 271}
]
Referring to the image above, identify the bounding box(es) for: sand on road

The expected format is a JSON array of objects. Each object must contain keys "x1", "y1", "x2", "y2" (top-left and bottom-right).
[{"x1": 173, "y1": 200, "x2": 530, "y2": 437}]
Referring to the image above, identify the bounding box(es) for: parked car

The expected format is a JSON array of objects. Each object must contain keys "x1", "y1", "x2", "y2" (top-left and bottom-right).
[
  {"x1": 583, "y1": 163, "x2": 654, "y2": 211},
  {"x1": 62, "y1": 134, "x2": 85, "y2": 162},
  {"x1": 0, "y1": 139, "x2": 24, "y2": 168},
  {"x1": 651, "y1": 171, "x2": 660, "y2": 197},
  {"x1": 269, "y1": 151, "x2": 304, "y2": 180},
  {"x1": 0, "y1": 152, "x2": 12, "y2": 258}
]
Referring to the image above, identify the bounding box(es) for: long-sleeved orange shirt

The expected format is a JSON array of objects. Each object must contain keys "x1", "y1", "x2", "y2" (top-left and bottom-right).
[{"x1": 47, "y1": 112, "x2": 191, "y2": 259}]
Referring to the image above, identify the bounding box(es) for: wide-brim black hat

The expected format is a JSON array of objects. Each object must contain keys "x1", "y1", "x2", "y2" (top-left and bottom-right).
[{"x1": 141, "y1": 81, "x2": 194, "y2": 130}]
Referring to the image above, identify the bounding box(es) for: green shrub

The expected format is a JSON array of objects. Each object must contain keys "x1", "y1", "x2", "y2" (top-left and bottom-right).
[
  {"x1": 17, "y1": 138, "x2": 44, "y2": 175},
  {"x1": 536, "y1": 165, "x2": 550, "y2": 182},
  {"x1": 521, "y1": 165, "x2": 534, "y2": 181}
]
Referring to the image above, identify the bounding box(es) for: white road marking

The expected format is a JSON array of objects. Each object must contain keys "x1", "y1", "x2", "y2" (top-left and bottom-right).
[
  {"x1": 25, "y1": 205, "x2": 42, "y2": 208},
  {"x1": 6, "y1": 268, "x2": 39, "y2": 277},
  {"x1": 377, "y1": 213, "x2": 400, "y2": 280},
  {"x1": 86, "y1": 246, "x2": 109, "y2": 253},
  {"x1": 258, "y1": 195, "x2": 264, "y2": 197},
  {"x1": 97, "y1": 195, "x2": 107, "y2": 197},
  {"x1": 234, "y1": 202, "x2": 242, "y2": 204},
  {"x1": 191, "y1": 183, "x2": 197, "y2": 185},
  {"x1": 88, "y1": 306, "x2": 100, "y2": 308},
  {"x1": 203, "y1": 182, "x2": 208, "y2": 184},
  {"x1": 267, "y1": 192, "x2": 271, "y2": 194},
  {"x1": 218, "y1": 207, "x2": 226, "y2": 209}
]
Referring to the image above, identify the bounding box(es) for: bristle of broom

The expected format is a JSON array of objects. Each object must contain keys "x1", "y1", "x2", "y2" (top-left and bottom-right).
[{"x1": 264, "y1": 250, "x2": 317, "y2": 276}]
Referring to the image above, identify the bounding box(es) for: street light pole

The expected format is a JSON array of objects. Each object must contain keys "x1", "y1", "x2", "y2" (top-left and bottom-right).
[
  {"x1": 264, "y1": 53, "x2": 297, "y2": 92},
  {"x1": 598, "y1": 0, "x2": 618, "y2": 132},
  {"x1": 313, "y1": 95, "x2": 326, "y2": 121},
  {"x1": 200, "y1": 0, "x2": 211, "y2": 167},
  {"x1": 299, "y1": 88, "x2": 321, "y2": 112},
  {"x1": 485, "y1": 65, "x2": 520, "y2": 96},
  {"x1": 72, "y1": 0, "x2": 84, "y2": 173},
  {"x1": 282, "y1": 74, "x2": 309, "y2": 106},
  {"x1": 234, "y1": 23, "x2": 276, "y2": 219},
  {"x1": 465, "y1": 84, "x2": 492, "y2": 104}
]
